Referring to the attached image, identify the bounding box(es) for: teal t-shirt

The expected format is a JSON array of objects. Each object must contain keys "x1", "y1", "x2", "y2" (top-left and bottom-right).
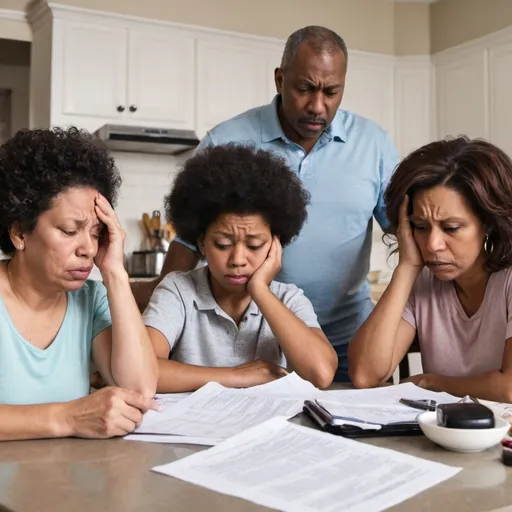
[{"x1": 0, "y1": 280, "x2": 112, "y2": 405}]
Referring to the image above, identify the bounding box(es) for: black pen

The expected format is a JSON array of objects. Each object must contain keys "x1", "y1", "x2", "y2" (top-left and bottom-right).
[{"x1": 399, "y1": 398, "x2": 437, "y2": 412}]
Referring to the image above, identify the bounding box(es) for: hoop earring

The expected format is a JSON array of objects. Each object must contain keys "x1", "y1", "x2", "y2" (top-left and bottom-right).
[{"x1": 484, "y1": 235, "x2": 493, "y2": 255}]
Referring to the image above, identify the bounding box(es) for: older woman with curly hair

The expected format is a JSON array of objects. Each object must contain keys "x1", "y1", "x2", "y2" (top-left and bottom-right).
[
  {"x1": 348, "y1": 136, "x2": 512, "y2": 402},
  {"x1": 144, "y1": 144, "x2": 338, "y2": 391},
  {"x1": 0, "y1": 127, "x2": 158, "y2": 441}
]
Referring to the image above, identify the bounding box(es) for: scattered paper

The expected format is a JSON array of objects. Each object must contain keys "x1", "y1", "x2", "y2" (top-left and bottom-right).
[
  {"x1": 134, "y1": 381, "x2": 304, "y2": 439},
  {"x1": 238, "y1": 371, "x2": 325, "y2": 399},
  {"x1": 316, "y1": 400, "x2": 420, "y2": 426},
  {"x1": 152, "y1": 417, "x2": 461, "y2": 512},
  {"x1": 325, "y1": 382, "x2": 459, "y2": 408},
  {"x1": 480, "y1": 399, "x2": 512, "y2": 424},
  {"x1": 124, "y1": 434, "x2": 219, "y2": 446},
  {"x1": 154, "y1": 392, "x2": 191, "y2": 406}
]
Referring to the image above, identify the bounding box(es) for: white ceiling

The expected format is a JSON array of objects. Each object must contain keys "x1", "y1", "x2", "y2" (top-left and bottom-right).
[{"x1": 393, "y1": 0, "x2": 439, "y2": 3}]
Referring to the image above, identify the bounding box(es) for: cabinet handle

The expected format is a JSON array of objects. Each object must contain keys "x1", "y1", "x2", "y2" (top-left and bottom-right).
[
  {"x1": 117, "y1": 105, "x2": 125, "y2": 112},
  {"x1": 129, "y1": 105, "x2": 138, "y2": 113}
]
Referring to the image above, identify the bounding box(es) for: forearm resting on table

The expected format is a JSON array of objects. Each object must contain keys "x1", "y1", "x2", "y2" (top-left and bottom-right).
[
  {"x1": 0, "y1": 403, "x2": 70, "y2": 441},
  {"x1": 423, "y1": 371, "x2": 512, "y2": 403},
  {"x1": 157, "y1": 359, "x2": 236, "y2": 392},
  {"x1": 348, "y1": 265, "x2": 419, "y2": 387},
  {"x1": 251, "y1": 284, "x2": 337, "y2": 389}
]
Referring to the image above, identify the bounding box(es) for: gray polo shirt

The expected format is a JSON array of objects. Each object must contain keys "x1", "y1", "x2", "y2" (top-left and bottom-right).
[{"x1": 143, "y1": 266, "x2": 321, "y2": 368}]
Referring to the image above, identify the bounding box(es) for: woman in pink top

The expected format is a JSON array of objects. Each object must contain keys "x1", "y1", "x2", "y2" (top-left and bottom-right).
[{"x1": 348, "y1": 136, "x2": 512, "y2": 402}]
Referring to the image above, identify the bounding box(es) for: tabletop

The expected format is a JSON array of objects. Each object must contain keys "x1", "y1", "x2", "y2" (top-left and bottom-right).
[{"x1": 0, "y1": 411, "x2": 511, "y2": 512}]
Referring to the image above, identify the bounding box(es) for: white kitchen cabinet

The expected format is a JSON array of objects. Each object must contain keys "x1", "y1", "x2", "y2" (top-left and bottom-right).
[
  {"x1": 59, "y1": 21, "x2": 127, "y2": 120},
  {"x1": 264, "y1": 49, "x2": 284, "y2": 103},
  {"x1": 127, "y1": 29, "x2": 194, "y2": 127},
  {"x1": 489, "y1": 40, "x2": 512, "y2": 156},
  {"x1": 55, "y1": 21, "x2": 195, "y2": 129},
  {"x1": 435, "y1": 51, "x2": 487, "y2": 140},
  {"x1": 196, "y1": 37, "x2": 268, "y2": 134},
  {"x1": 29, "y1": 4, "x2": 196, "y2": 131}
]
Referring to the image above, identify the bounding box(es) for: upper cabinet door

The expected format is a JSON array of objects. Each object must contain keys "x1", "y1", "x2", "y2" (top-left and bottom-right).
[
  {"x1": 196, "y1": 38, "x2": 267, "y2": 133},
  {"x1": 60, "y1": 22, "x2": 128, "y2": 119},
  {"x1": 127, "y1": 29, "x2": 195, "y2": 128}
]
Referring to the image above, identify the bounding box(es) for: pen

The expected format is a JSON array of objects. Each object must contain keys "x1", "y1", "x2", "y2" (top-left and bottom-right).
[{"x1": 399, "y1": 398, "x2": 437, "y2": 412}]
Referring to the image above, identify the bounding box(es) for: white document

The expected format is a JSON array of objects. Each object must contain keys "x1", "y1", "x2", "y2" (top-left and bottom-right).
[
  {"x1": 238, "y1": 371, "x2": 325, "y2": 399},
  {"x1": 316, "y1": 400, "x2": 420, "y2": 426},
  {"x1": 124, "y1": 434, "x2": 219, "y2": 446},
  {"x1": 153, "y1": 392, "x2": 191, "y2": 407},
  {"x1": 325, "y1": 382, "x2": 459, "y2": 407},
  {"x1": 134, "y1": 381, "x2": 304, "y2": 439},
  {"x1": 480, "y1": 399, "x2": 512, "y2": 423},
  {"x1": 152, "y1": 417, "x2": 461, "y2": 512}
]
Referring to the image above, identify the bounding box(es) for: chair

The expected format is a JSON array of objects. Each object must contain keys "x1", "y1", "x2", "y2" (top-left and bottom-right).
[{"x1": 398, "y1": 335, "x2": 420, "y2": 380}]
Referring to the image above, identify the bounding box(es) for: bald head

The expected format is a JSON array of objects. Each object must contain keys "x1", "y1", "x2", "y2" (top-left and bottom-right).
[{"x1": 280, "y1": 26, "x2": 348, "y2": 71}]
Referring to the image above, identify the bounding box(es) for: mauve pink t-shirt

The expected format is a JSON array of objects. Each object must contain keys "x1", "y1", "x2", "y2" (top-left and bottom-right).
[{"x1": 402, "y1": 267, "x2": 512, "y2": 377}]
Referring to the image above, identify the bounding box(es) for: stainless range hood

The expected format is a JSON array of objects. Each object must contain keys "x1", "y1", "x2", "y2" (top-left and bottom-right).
[{"x1": 94, "y1": 124, "x2": 200, "y2": 156}]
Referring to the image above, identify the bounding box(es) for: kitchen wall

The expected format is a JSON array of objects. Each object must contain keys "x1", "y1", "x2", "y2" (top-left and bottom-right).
[
  {"x1": 430, "y1": 0, "x2": 512, "y2": 53},
  {"x1": 1, "y1": 0, "x2": 433, "y2": 55},
  {"x1": 394, "y1": 2, "x2": 430, "y2": 55},
  {"x1": 0, "y1": 37, "x2": 179, "y2": 262},
  {"x1": 0, "y1": 1, "x2": 433, "y2": 278},
  {"x1": 3, "y1": 0, "x2": 511, "y2": 280},
  {"x1": 112, "y1": 152, "x2": 182, "y2": 257}
]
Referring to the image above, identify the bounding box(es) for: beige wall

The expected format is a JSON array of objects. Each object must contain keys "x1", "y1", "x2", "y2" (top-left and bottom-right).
[
  {"x1": 1, "y1": 0, "x2": 435, "y2": 56},
  {"x1": 0, "y1": 0, "x2": 30, "y2": 41},
  {"x1": 394, "y1": 2, "x2": 430, "y2": 55},
  {"x1": 0, "y1": 0, "x2": 27, "y2": 7},
  {"x1": 30, "y1": 0, "x2": 399, "y2": 54},
  {"x1": 11, "y1": 0, "x2": 512, "y2": 57},
  {"x1": 431, "y1": 0, "x2": 512, "y2": 53}
]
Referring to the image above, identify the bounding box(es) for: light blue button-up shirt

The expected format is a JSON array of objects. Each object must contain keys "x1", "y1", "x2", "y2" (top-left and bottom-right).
[{"x1": 176, "y1": 95, "x2": 399, "y2": 350}]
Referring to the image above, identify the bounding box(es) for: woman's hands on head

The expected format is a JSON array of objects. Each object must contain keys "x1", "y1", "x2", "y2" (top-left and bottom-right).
[
  {"x1": 93, "y1": 194, "x2": 127, "y2": 279},
  {"x1": 397, "y1": 195, "x2": 424, "y2": 271}
]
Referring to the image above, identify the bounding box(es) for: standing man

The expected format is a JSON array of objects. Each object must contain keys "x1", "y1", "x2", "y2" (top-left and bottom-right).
[{"x1": 132, "y1": 26, "x2": 399, "y2": 382}]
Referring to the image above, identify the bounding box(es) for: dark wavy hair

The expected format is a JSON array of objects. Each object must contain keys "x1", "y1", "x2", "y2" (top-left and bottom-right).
[
  {"x1": 384, "y1": 136, "x2": 512, "y2": 272},
  {"x1": 165, "y1": 143, "x2": 310, "y2": 247},
  {"x1": 0, "y1": 127, "x2": 121, "y2": 254}
]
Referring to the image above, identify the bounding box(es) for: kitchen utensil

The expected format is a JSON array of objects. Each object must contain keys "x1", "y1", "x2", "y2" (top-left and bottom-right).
[
  {"x1": 131, "y1": 251, "x2": 148, "y2": 276},
  {"x1": 151, "y1": 210, "x2": 161, "y2": 232},
  {"x1": 130, "y1": 250, "x2": 166, "y2": 277},
  {"x1": 142, "y1": 213, "x2": 152, "y2": 236},
  {"x1": 160, "y1": 223, "x2": 176, "y2": 241}
]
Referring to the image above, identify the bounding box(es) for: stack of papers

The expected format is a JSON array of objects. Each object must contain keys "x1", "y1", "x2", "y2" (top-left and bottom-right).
[
  {"x1": 323, "y1": 382, "x2": 459, "y2": 407},
  {"x1": 152, "y1": 417, "x2": 462, "y2": 512},
  {"x1": 313, "y1": 382, "x2": 460, "y2": 428},
  {"x1": 127, "y1": 373, "x2": 318, "y2": 444},
  {"x1": 479, "y1": 399, "x2": 512, "y2": 424}
]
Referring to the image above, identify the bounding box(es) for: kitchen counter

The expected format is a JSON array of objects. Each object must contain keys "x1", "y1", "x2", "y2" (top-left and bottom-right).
[
  {"x1": 129, "y1": 277, "x2": 389, "y2": 300},
  {"x1": 129, "y1": 276, "x2": 156, "y2": 283}
]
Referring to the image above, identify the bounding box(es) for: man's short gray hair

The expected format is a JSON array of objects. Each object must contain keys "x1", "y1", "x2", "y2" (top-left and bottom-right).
[{"x1": 280, "y1": 26, "x2": 348, "y2": 70}]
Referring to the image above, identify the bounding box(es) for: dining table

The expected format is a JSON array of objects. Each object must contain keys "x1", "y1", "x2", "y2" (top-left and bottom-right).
[{"x1": 0, "y1": 385, "x2": 511, "y2": 512}]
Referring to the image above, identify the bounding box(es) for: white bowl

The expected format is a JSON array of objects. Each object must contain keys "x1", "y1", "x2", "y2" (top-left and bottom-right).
[{"x1": 417, "y1": 411, "x2": 511, "y2": 453}]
